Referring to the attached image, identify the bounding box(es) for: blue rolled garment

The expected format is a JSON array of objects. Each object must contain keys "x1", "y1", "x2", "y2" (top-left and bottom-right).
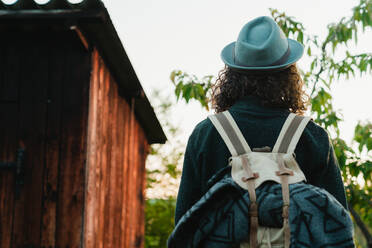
[{"x1": 168, "y1": 170, "x2": 354, "y2": 248}]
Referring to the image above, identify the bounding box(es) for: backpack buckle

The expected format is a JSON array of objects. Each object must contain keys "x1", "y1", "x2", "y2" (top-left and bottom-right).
[
  {"x1": 241, "y1": 173, "x2": 259, "y2": 182},
  {"x1": 276, "y1": 170, "x2": 294, "y2": 176}
]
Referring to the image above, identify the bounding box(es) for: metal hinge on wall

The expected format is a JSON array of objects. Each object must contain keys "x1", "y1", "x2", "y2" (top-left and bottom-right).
[{"x1": 0, "y1": 147, "x2": 25, "y2": 198}]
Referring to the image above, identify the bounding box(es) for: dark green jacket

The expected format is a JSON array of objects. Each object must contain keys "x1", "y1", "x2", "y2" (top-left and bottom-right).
[{"x1": 175, "y1": 95, "x2": 347, "y2": 224}]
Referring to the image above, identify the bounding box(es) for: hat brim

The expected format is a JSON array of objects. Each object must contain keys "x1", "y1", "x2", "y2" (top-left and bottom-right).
[{"x1": 221, "y1": 39, "x2": 304, "y2": 71}]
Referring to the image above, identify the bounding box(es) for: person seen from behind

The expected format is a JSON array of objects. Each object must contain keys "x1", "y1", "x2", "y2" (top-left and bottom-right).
[{"x1": 169, "y1": 16, "x2": 354, "y2": 248}]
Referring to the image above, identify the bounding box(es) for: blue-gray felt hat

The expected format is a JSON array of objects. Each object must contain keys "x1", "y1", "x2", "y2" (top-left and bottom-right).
[{"x1": 221, "y1": 16, "x2": 304, "y2": 71}]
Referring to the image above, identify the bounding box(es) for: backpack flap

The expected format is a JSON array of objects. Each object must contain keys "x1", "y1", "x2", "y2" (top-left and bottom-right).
[
  {"x1": 230, "y1": 152, "x2": 306, "y2": 190},
  {"x1": 208, "y1": 111, "x2": 312, "y2": 248}
]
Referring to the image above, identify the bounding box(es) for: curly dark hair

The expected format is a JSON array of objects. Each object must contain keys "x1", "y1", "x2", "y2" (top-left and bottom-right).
[{"x1": 211, "y1": 64, "x2": 309, "y2": 114}]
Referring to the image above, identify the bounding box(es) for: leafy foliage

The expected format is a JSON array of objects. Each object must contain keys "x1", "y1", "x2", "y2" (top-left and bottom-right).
[
  {"x1": 170, "y1": 70, "x2": 213, "y2": 111},
  {"x1": 169, "y1": 0, "x2": 372, "y2": 245},
  {"x1": 145, "y1": 198, "x2": 176, "y2": 248},
  {"x1": 269, "y1": 3, "x2": 372, "y2": 235}
]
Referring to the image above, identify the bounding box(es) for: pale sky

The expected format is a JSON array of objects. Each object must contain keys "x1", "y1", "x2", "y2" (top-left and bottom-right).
[{"x1": 102, "y1": 0, "x2": 372, "y2": 145}]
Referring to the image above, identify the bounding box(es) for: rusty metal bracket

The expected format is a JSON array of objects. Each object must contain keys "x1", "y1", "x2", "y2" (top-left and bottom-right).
[{"x1": 0, "y1": 148, "x2": 25, "y2": 198}]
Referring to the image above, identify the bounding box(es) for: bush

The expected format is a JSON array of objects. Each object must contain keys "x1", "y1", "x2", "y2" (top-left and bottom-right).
[{"x1": 145, "y1": 198, "x2": 176, "y2": 248}]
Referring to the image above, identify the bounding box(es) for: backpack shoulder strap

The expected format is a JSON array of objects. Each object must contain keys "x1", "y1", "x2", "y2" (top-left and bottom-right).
[
  {"x1": 272, "y1": 113, "x2": 311, "y2": 153},
  {"x1": 208, "y1": 111, "x2": 251, "y2": 156}
]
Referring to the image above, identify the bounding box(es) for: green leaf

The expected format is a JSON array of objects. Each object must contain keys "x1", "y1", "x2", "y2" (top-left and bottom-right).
[
  {"x1": 298, "y1": 31, "x2": 304, "y2": 44},
  {"x1": 310, "y1": 59, "x2": 317, "y2": 71},
  {"x1": 174, "y1": 82, "x2": 183, "y2": 100},
  {"x1": 183, "y1": 84, "x2": 192, "y2": 102}
]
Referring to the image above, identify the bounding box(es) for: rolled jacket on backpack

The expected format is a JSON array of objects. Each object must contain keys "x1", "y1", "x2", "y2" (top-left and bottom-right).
[{"x1": 167, "y1": 170, "x2": 354, "y2": 248}]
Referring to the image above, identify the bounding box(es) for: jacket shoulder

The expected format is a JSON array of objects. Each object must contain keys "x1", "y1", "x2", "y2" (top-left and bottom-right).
[
  {"x1": 189, "y1": 117, "x2": 215, "y2": 141},
  {"x1": 297, "y1": 118, "x2": 332, "y2": 166},
  {"x1": 303, "y1": 118, "x2": 331, "y2": 143},
  {"x1": 186, "y1": 117, "x2": 220, "y2": 151}
]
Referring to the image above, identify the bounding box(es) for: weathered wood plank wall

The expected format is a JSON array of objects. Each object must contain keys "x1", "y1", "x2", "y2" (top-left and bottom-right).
[
  {"x1": 0, "y1": 31, "x2": 91, "y2": 248},
  {"x1": 84, "y1": 49, "x2": 149, "y2": 248},
  {"x1": 0, "y1": 31, "x2": 149, "y2": 248}
]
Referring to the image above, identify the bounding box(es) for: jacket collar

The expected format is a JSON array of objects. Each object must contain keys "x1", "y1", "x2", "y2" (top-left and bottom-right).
[{"x1": 229, "y1": 95, "x2": 290, "y2": 116}]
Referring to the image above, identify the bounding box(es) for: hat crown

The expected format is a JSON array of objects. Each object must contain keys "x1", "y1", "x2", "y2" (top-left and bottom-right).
[
  {"x1": 234, "y1": 16, "x2": 289, "y2": 67},
  {"x1": 220, "y1": 16, "x2": 304, "y2": 71},
  {"x1": 240, "y1": 19, "x2": 272, "y2": 45}
]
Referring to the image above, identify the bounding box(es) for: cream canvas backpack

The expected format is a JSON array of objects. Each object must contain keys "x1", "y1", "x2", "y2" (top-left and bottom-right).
[{"x1": 208, "y1": 110, "x2": 311, "y2": 248}]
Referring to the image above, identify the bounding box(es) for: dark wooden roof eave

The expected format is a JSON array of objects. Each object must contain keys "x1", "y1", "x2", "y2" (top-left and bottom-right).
[{"x1": 0, "y1": 5, "x2": 167, "y2": 144}]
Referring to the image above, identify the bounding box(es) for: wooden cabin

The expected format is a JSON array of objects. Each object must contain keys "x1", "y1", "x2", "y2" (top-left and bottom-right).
[{"x1": 0, "y1": 0, "x2": 166, "y2": 247}]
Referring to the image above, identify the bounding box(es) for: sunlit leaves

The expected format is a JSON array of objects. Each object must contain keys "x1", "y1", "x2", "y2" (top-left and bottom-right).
[
  {"x1": 325, "y1": 0, "x2": 372, "y2": 53},
  {"x1": 270, "y1": 2, "x2": 372, "y2": 234},
  {"x1": 353, "y1": 0, "x2": 372, "y2": 30},
  {"x1": 170, "y1": 70, "x2": 213, "y2": 111},
  {"x1": 333, "y1": 123, "x2": 372, "y2": 232},
  {"x1": 269, "y1": 8, "x2": 305, "y2": 43},
  {"x1": 333, "y1": 137, "x2": 354, "y2": 171},
  {"x1": 339, "y1": 122, "x2": 372, "y2": 230},
  {"x1": 354, "y1": 122, "x2": 372, "y2": 152},
  {"x1": 327, "y1": 53, "x2": 372, "y2": 82}
]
